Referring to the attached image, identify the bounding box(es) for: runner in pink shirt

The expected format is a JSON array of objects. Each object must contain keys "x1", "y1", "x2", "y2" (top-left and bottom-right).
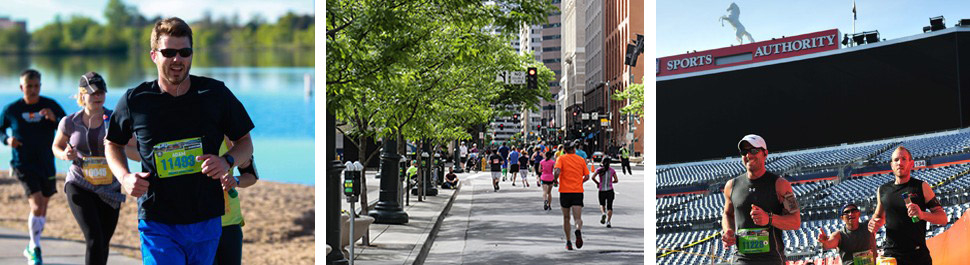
[{"x1": 539, "y1": 151, "x2": 557, "y2": 211}]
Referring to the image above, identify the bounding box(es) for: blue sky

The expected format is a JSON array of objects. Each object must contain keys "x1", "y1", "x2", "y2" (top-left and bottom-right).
[
  {"x1": 1, "y1": 0, "x2": 314, "y2": 32},
  {"x1": 657, "y1": 0, "x2": 970, "y2": 57}
]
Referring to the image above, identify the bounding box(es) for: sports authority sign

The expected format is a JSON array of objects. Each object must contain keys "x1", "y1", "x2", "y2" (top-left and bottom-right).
[{"x1": 658, "y1": 29, "x2": 840, "y2": 77}]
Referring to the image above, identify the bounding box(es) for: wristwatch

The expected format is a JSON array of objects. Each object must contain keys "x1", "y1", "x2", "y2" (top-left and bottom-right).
[{"x1": 223, "y1": 154, "x2": 235, "y2": 168}]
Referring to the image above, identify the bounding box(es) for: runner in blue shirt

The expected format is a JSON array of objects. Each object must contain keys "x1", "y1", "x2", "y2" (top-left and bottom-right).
[{"x1": 508, "y1": 147, "x2": 521, "y2": 186}]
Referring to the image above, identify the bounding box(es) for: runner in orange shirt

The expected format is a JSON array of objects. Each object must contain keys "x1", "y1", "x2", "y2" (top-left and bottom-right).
[{"x1": 553, "y1": 140, "x2": 590, "y2": 250}]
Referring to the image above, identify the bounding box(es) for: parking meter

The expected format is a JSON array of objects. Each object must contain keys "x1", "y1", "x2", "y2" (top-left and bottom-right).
[
  {"x1": 344, "y1": 161, "x2": 362, "y2": 200},
  {"x1": 343, "y1": 161, "x2": 363, "y2": 265}
]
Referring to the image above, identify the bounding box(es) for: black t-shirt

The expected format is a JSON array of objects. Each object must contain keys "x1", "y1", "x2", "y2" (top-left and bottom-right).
[
  {"x1": 730, "y1": 171, "x2": 786, "y2": 263},
  {"x1": 0, "y1": 96, "x2": 65, "y2": 177},
  {"x1": 489, "y1": 153, "x2": 503, "y2": 172},
  {"x1": 106, "y1": 76, "x2": 254, "y2": 224},
  {"x1": 879, "y1": 178, "x2": 933, "y2": 257},
  {"x1": 517, "y1": 155, "x2": 529, "y2": 166}
]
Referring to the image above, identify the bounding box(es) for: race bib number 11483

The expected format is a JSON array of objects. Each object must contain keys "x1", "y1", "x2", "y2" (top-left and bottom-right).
[{"x1": 153, "y1": 137, "x2": 204, "y2": 178}]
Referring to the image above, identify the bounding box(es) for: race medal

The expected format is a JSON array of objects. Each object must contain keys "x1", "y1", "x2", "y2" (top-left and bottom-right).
[
  {"x1": 153, "y1": 137, "x2": 204, "y2": 178},
  {"x1": 853, "y1": 251, "x2": 874, "y2": 265},
  {"x1": 737, "y1": 228, "x2": 770, "y2": 254},
  {"x1": 81, "y1": 157, "x2": 113, "y2": 185}
]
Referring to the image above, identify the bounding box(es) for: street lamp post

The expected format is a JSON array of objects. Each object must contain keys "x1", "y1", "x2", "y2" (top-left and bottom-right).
[
  {"x1": 326, "y1": 112, "x2": 349, "y2": 265},
  {"x1": 368, "y1": 137, "x2": 409, "y2": 224}
]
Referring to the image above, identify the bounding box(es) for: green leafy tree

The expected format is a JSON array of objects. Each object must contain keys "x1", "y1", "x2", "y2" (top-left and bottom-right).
[
  {"x1": 327, "y1": 0, "x2": 556, "y2": 244},
  {"x1": 612, "y1": 76, "x2": 644, "y2": 117}
]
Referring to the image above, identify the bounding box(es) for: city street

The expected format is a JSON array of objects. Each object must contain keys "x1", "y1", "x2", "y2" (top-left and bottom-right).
[{"x1": 425, "y1": 166, "x2": 645, "y2": 264}]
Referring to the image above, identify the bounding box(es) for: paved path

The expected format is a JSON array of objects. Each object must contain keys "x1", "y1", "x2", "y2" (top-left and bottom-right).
[
  {"x1": 426, "y1": 166, "x2": 645, "y2": 264},
  {"x1": 0, "y1": 227, "x2": 141, "y2": 265}
]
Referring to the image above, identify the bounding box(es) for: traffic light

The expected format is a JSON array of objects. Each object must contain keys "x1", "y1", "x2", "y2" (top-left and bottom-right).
[
  {"x1": 512, "y1": 114, "x2": 519, "y2": 121},
  {"x1": 499, "y1": 124, "x2": 504, "y2": 130},
  {"x1": 536, "y1": 124, "x2": 541, "y2": 130},
  {"x1": 527, "y1": 67, "x2": 537, "y2": 90}
]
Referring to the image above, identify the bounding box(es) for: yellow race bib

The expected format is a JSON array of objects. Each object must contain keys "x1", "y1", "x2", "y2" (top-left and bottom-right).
[{"x1": 82, "y1": 157, "x2": 113, "y2": 185}]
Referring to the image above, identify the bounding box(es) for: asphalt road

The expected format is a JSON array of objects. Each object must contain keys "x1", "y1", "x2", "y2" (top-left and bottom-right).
[{"x1": 426, "y1": 166, "x2": 646, "y2": 264}]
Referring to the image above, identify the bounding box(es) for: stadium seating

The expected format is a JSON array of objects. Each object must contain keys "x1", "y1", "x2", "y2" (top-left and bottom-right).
[{"x1": 657, "y1": 129, "x2": 970, "y2": 264}]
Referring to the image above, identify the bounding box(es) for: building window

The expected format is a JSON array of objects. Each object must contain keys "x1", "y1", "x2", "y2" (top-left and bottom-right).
[
  {"x1": 549, "y1": 82, "x2": 559, "y2": 87},
  {"x1": 542, "y1": 46, "x2": 561, "y2": 52},
  {"x1": 542, "y1": 58, "x2": 561, "y2": 63},
  {"x1": 543, "y1": 35, "x2": 561, "y2": 41},
  {"x1": 543, "y1": 23, "x2": 561, "y2": 29}
]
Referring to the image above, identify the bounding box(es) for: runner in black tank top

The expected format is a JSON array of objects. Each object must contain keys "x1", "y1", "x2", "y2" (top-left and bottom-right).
[
  {"x1": 721, "y1": 135, "x2": 802, "y2": 265},
  {"x1": 868, "y1": 147, "x2": 946, "y2": 265},
  {"x1": 730, "y1": 172, "x2": 786, "y2": 263}
]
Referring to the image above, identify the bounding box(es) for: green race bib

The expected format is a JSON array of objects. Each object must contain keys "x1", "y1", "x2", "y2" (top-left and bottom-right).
[
  {"x1": 737, "y1": 228, "x2": 770, "y2": 254},
  {"x1": 853, "y1": 250, "x2": 874, "y2": 265},
  {"x1": 153, "y1": 137, "x2": 204, "y2": 178}
]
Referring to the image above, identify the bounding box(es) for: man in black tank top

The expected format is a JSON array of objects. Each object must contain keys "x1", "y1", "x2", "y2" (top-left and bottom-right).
[
  {"x1": 868, "y1": 146, "x2": 946, "y2": 265},
  {"x1": 817, "y1": 203, "x2": 876, "y2": 265},
  {"x1": 721, "y1": 135, "x2": 802, "y2": 265}
]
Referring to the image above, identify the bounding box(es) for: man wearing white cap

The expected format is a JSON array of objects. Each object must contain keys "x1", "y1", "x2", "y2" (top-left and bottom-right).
[{"x1": 720, "y1": 134, "x2": 801, "y2": 264}]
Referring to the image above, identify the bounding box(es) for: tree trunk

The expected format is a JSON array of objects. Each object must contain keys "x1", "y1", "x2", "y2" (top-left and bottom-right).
[{"x1": 357, "y1": 135, "x2": 371, "y2": 245}]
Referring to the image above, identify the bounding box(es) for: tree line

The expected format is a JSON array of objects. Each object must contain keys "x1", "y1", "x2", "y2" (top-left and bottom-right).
[{"x1": 0, "y1": 0, "x2": 313, "y2": 54}]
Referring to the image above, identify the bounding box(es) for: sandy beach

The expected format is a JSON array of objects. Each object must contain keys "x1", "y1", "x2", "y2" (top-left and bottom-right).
[{"x1": 0, "y1": 172, "x2": 314, "y2": 264}]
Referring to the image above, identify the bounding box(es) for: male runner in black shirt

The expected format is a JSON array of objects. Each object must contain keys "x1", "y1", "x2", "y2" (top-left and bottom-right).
[
  {"x1": 868, "y1": 146, "x2": 946, "y2": 265},
  {"x1": 0, "y1": 69, "x2": 65, "y2": 265},
  {"x1": 721, "y1": 134, "x2": 802, "y2": 265},
  {"x1": 104, "y1": 17, "x2": 254, "y2": 265}
]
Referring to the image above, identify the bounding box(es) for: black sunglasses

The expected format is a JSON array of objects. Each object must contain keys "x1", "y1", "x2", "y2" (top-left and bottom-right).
[
  {"x1": 157, "y1": 48, "x2": 193, "y2": 58},
  {"x1": 739, "y1": 147, "x2": 763, "y2": 156},
  {"x1": 842, "y1": 209, "x2": 859, "y2": 215}
]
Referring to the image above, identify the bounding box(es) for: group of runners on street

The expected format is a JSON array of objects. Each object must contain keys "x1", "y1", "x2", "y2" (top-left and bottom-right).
[{"x1": 467, "y1": 139, "x2": 631, "y2": 250}]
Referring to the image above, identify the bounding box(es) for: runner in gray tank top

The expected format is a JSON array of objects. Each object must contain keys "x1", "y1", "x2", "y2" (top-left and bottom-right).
[{"x1": 817, "y1": 203, "x2": 877, "y2": 265}]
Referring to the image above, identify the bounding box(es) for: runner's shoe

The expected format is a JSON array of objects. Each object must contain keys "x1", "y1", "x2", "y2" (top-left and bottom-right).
[
  {"x1": 574, "y1": 230, "x2": 583, "y2": 249},
  {"x1": 606, "y1": 222, "x2": 612, "y2": 228},
  {"x1": 601, "y1": 214, "x2": 607, "y2": 224},
  {"x1": 23, "y1": 246, "x2": 41, "y2": 265},
  {"x1": 566, "y1": 241, "x2": 573, "y2": 250}
]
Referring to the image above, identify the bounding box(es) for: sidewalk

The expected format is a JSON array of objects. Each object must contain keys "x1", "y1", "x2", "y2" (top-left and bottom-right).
[
  {"x1": 338, "y1": 169, "x2": 467, "y2": 265},
  {"x1": 0, "y1": 227, "x2": 141, "y2": 264}
]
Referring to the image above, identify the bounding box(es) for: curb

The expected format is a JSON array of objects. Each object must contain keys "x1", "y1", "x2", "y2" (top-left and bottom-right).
[{"x1": 411, "y1": 183, "x2": 462, "y2": 265}]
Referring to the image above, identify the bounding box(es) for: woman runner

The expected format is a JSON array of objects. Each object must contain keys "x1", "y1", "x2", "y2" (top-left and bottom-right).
[
  {"x1": 52, "y1": 72, "x2": 126, "y2": 265},
  {"x1": 539, "y1": 151, "x2": 557, "y2": 210},
  {"x1": 591, "y1": 157, "x2": 619, "y2": 228}
]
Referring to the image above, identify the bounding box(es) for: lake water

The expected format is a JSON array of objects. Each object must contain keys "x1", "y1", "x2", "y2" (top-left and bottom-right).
[{"x1": 0, "y1": 52, "x2": 315, "y2": 185}]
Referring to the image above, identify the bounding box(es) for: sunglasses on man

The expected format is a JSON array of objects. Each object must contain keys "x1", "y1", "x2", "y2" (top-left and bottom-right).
[
  {"x1": 842, "y1": 208, "x2": 860, "y2": 216},
  {"x1": 157, "y1": 48, "x2": 193, "y2": 58},
  {"x1": 739, "y1": 147, "x2": 764, "y2": 156}
]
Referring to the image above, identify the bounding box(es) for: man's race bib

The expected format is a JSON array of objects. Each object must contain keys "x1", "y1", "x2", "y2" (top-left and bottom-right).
[
  {"x1": 82, "y1": 157, "x2": 113, "y2": 185},
  {"x1": 21, "y1": 112, "x2": 42, "y2": 123},
  {"x1": 153, "y1": 137, "x2": 204, "y2": 178},
  {"x1": 852, "y1": 250, "x2": 874, "y2": 265},
  {"x1": 737, "y1": 228, "x2": 770, "y2": 254}
]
